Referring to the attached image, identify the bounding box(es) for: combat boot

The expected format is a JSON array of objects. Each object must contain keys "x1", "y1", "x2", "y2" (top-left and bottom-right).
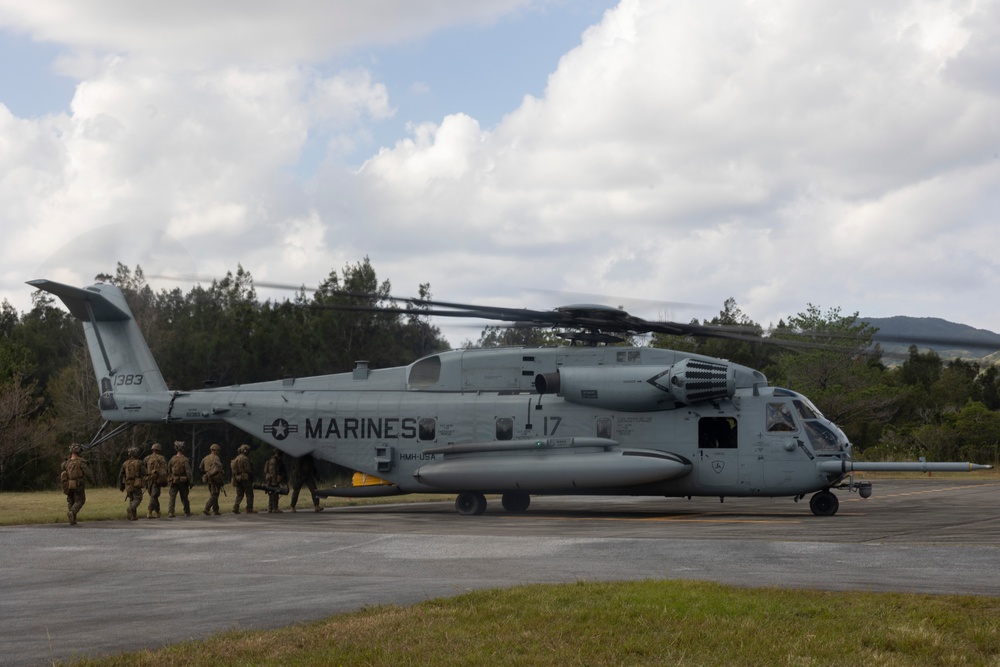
[
  {"x1": 212, "y1": 509, "x2": 221, "y2": 515},
  {"x1": 67, "y1": 511, "x2": 76, "y2": 526},
  {"x1": 314, "y1": 505, "x2": 324, "y2": 512},
  {"x1": 233, "y1": 507, "x2": 241, "y2": 515},
  {"x1": 246, "y1": 509, "x2": 257, "y2": 514},
  {"x1": 155, "y1": 511, "x2": 161, "y2": 518},
  {"x1": 167, "y1": 511, "x2": 175, "y2": 518},
  {"x1": 147, "y1": 510, "x2": 153, "y2": 519},
  {"x1": 203, "y1": 509, "x2": 211, "y2": 516},
  {"x1": 290, "y1": 506, "x2": 296, "y2": 512},
  {"x1": 184, "y1": 511, "x2": 192, "y2": 517}
]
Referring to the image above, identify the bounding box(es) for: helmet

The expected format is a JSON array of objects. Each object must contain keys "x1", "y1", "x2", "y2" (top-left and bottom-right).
[
  {"x1": 151, "y1": 443, "x2": 162, "y2": 452},
  {"x1": 210, "y1": 443, "x2": 221, "y2": 452},
  {"x1": 174, "y1": 440, "x2": 185, "y2": 451},
  {"x1": 69, "y1": 443, "x2": 82, "y2": 455},
  {"x1": 128, "y1": 446, "x2": 139, "y2": 457},
  {"x1": 238, "y1": 444, "x2": 250, "y2": 454}
]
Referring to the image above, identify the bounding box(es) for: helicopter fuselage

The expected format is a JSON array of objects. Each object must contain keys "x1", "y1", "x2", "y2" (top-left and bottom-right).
[
  {"x1": 33, "y1": 278, "x2": 988, "y2": 518},
  {"x1": 106, "y1": 345, "x2": 850, "y2": 499}
]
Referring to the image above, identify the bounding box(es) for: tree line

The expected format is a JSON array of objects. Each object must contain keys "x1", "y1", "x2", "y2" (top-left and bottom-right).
[
  {"x1": 2, "y1": 264, "x2": 998, "y2": 491},
  {"x1": 0, "y1": 259, "x2": 449, "y2": 490}
]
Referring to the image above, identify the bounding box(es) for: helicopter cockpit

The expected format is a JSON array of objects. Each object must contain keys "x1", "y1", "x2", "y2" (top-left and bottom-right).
[{"x1": 766, "y1": 387, "x2": 851, "y2": 455}]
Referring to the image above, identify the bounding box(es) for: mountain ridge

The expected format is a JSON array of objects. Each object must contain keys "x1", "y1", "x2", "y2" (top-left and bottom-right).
[{"x1": 861, "y1": 315, "x2": 1000, "y2": 362}]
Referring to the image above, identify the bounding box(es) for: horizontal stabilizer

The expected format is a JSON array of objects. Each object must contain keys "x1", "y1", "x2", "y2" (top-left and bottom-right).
[{"x1": 27, "y1": 280, "x2": 130, "y2": 322}]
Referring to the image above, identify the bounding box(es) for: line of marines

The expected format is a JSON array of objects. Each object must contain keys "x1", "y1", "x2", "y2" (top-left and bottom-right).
[{"x1": 62, "y1": 440, "x2": 324, "y2": 524}]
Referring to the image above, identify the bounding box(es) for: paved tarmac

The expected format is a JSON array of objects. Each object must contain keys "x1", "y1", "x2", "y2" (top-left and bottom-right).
[{"x1": 2, "y1": 478, "x2": 999, "y2": 666}]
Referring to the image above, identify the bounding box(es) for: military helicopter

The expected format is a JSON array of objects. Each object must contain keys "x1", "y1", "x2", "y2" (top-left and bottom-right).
[{"x1": 29, "y1": 278, "x2": 992, "y2": 517}]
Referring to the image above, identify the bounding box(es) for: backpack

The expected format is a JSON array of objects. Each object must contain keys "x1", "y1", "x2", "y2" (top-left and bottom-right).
[
  {"x1": 64, "y1": 458, "x2": 84, "y2": 492},
  {"x1": 123, "y1": 458, "x2": 143, "y2": 492},
  {"x1": 169, "y1": 455, "x2": 189, "y2": 484},
  {"x1": 147, "y1": 456, "x2": 168, "y2": 485}
]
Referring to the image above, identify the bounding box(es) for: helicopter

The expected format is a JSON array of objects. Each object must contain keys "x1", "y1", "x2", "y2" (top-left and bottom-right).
[{"x1": 29, "y1": 278, "x2": 992, "y2": 517}]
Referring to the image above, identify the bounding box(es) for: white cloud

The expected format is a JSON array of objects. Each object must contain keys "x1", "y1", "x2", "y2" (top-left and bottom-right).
[
  {"x1": 0, "y1": 0, "x2": 535, "y2": 64},
  {"x1": 346, "y1": 0, "x2": 1000, "y2": 331},
  {"x1": 2, "y1": 0, "x2": 999, "y2": 346}
]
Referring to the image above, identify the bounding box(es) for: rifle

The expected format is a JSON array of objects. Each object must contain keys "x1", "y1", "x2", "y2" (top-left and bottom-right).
[{"x1": 253, "y1": 483, "x2": 289, "y2": 496}]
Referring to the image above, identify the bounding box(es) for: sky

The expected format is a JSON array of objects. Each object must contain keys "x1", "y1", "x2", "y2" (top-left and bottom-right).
[{"x1": 1, "y1": 0, "x2": 999, "y2": 348}]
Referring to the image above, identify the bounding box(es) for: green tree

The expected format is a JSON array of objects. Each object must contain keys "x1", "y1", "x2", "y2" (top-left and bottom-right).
[
  {"x1": 0, "y1": 375, "x2": 56, "y2": 490},
  {"x1": 768, "y1": 305, "x2": 896, "y2": 450}
]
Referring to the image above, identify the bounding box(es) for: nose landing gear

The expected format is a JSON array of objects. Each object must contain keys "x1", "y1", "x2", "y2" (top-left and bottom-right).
[{"x1": 809, "y1": 489, "x2": 839, "y2": 516}]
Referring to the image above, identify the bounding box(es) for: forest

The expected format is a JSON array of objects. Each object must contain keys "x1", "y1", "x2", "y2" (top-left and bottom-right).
[{"x1": 2, "y1": 259, "x2": 998, "y2": 491}]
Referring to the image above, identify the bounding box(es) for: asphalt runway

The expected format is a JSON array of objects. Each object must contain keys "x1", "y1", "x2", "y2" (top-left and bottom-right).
[{"x1": 3, "y1": 478, "x2": 999, "y2": 666}]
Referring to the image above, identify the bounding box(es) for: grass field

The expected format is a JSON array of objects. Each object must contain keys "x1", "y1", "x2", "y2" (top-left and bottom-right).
[{"x1": 59, "y1": 581, "x2": 1000, "y2": 666}]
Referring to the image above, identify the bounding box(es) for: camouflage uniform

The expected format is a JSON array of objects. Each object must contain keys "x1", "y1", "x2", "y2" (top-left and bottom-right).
[
  {"x1": 144, "y1": 442, "x2": 168, "y2": 519},
  {"x1": 167, "y1": 440, "x2": 193, "y2": 517},
  {"x1": 230, "y1": 444, "x2": 256, "y2": 514},
  {"x1": 263, "y1": 449, "x2": 287, "y2": 513},
  {"x1": 118, "y1": 447, "x2": 146, "y2": 521},
  {"x1": 60, "y1": 443, "x2": 89, "y2": 526},
  {"x1": 200, "y1": 443, "x2": 225, "y2": 515},
  {"x1": 290, "y1": 455, "x2": 323, "y2": 512}
]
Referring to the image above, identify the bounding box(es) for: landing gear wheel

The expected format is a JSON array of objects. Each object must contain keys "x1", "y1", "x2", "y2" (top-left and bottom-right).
[
  {"x1": 455, "y1": 491, "x2": 487, "y2": 516},
  {"x1": 501, "y1": 492, "x2": 530, "y2": 513},
  {"x1": 809, "y1": 490, "x2": 839, "y2": 516}
]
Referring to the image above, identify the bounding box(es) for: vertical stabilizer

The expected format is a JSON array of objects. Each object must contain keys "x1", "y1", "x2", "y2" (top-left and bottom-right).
[{"x1": 28, "y1": 280, "x2": 170, "y2": 420}]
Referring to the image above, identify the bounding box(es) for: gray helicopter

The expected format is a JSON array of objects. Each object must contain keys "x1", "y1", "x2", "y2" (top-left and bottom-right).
[{"x1": 30, "y1": 278, "x2": 991, "y2": 517}]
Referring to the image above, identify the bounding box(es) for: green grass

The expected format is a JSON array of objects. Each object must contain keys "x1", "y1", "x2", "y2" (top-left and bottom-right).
[{"x1": 64, "y1": 580, "x2": 1000, "y2": 666}]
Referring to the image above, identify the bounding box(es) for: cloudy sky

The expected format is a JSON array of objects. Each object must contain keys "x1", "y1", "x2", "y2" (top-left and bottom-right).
[{"x1": 2, "y1": 0, "x2": 999, "y2": 346}]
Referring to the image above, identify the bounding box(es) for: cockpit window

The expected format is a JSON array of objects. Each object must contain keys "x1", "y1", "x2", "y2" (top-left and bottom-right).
[
  {"x1": 794, "y1": 399, "x2": 822, "y2": 420},
  {"x1": 803, "y1": 420, "x2": 841, "y2": 452},
  {"x1": 766, "y1": 403, "x2": 797, "y2": 432}
]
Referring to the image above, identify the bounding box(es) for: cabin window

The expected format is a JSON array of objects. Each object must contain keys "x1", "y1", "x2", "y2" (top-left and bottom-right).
[
  {"x1": 766, "y1": 403, "x2": 797, "y2": 432},
  {"x1": 698, "y1": 417, "x2": 737, "y2": 449},
  {"x1": 418, "y1": 418, "x2": 436, "y2": 441},
  {"x1": 496, "y1": 417, "x2": 514, "y2": 441},
  {"x1": 595, "y1": 416, "x2": 613, "y2": 439}
]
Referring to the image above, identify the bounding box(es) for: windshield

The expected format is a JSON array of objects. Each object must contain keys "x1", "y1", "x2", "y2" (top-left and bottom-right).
[
  {"x1": 768, "y1": 389, "x2": 846, "y2": 453},
  {"x1": 803, "y1": 419, "x2": 842, "y2": 452}
]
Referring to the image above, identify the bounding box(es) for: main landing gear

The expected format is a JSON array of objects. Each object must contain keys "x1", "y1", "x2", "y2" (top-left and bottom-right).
[{"x1": 454, "y1": 491, "x2": 532, "y2": 515}]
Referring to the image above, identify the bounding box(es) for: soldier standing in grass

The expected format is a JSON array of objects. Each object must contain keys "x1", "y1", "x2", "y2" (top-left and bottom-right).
[
  {"x1": 230, "y1": 443, "x2": 257, "y2": 515},
  {"x1": 144, "y1": 442, "x2": 168, "y2": 519},
  {"x1": 118, "y1": 446, "x2": 146, "y2": 521},
  {"x1": 263, "y1": 448, "x2": 287, "y2": 513},
  {"x1": 200, "y1": 443, "x2": 225, "y2": 516},
  {"x1": 290, "y1": 455, "x2": 324, "y2": 513},
  {"x1": 60, "y1": 443, "x2": 89, "y2": 526},
  {"x1": 167, "y1": 440, "x2": 193, "y2": 517}
]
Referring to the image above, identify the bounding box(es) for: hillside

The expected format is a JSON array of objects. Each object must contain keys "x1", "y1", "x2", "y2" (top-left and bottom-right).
[{"x1": 861, "y1": 316, "x2": 1000, "y2": 362}]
